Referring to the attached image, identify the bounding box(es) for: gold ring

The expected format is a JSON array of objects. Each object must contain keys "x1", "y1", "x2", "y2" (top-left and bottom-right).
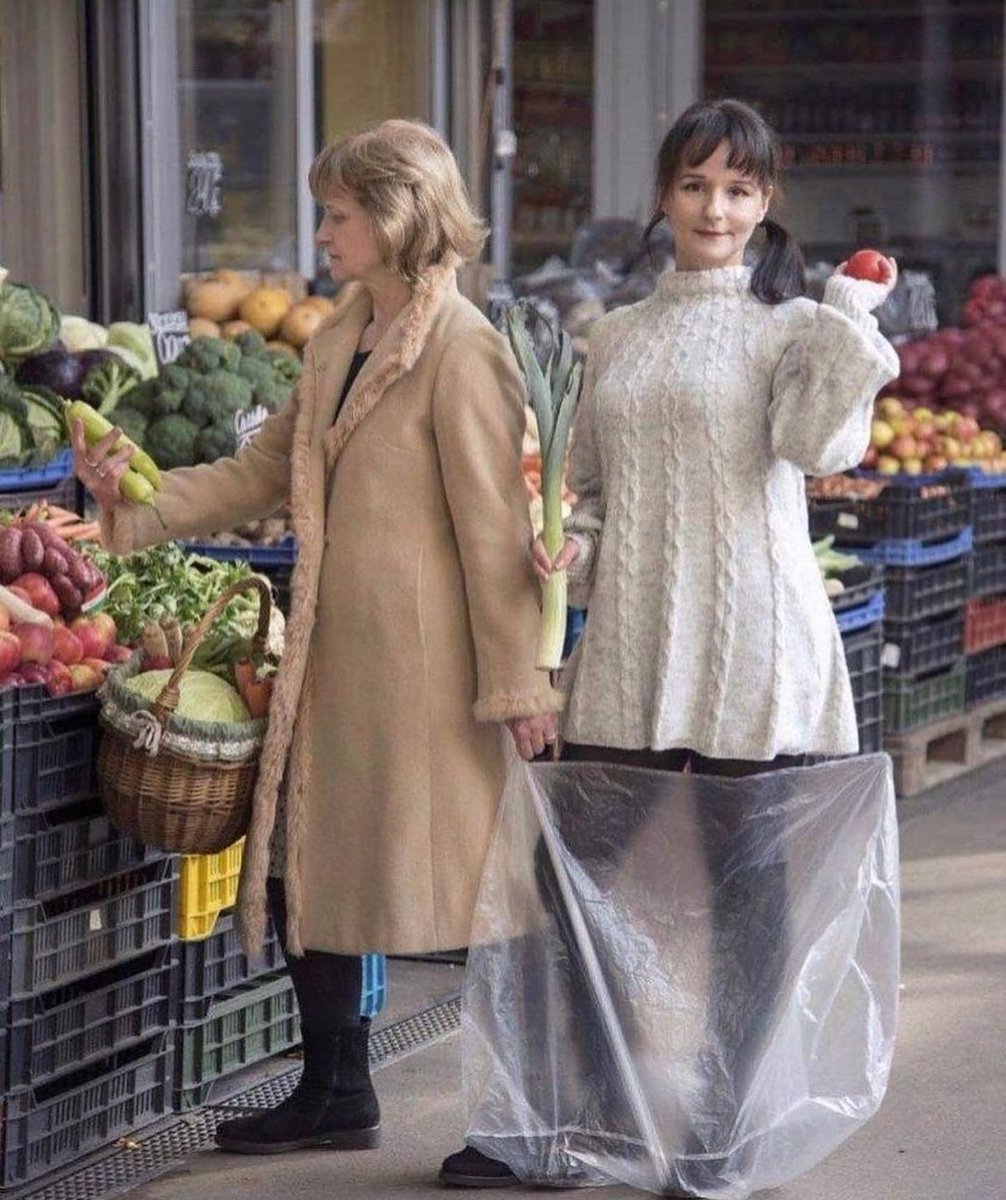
[{"x1": 84, "y1": 456, "x2": 99, "y2": 469}]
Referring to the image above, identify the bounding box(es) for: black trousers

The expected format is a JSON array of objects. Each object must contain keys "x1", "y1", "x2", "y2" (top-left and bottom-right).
[{"x1": 533, "y1": 743, "x2": 806, "y2": 1148}]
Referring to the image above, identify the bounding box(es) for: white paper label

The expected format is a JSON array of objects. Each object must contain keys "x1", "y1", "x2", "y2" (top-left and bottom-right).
[
  {"x1": 234, "y1": 404, "x2": 269, "y2": 451},
  {"x1": 88, "y1": 908, "x2": 103, "y2": 932},
  {"x1": 837, "y1": 512, "x2": 860, "y2": 530},
  {"x1": 881, "y1": 643, "x2": 902, "y2": 670}
]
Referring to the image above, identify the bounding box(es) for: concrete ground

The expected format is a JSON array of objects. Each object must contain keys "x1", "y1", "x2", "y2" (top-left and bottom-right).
[{"x1": 126, "y1": 759, "x2": 1005, "y2": 1200}]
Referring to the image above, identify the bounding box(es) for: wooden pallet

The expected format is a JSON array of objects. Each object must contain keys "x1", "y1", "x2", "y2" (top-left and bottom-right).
[{"x1": 885, "y1": 695, "x2": 1006, "y2": 797}]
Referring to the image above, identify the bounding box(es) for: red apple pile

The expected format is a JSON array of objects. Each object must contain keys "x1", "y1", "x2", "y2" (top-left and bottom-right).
[
  {"x1": 863, "y1": 397, "x2": 1006, "y2": 475},
  {"x1": 962, "y1": 274, "x2": 1006, "y2": 328}
]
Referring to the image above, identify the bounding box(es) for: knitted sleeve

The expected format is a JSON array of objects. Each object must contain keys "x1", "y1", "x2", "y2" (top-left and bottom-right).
[
  {"x1": 768, "y1": 276, "x2": 900, "y2": 477},
  {"x1": 563, "y1": 337, "x2": 606, "y2": 609}
]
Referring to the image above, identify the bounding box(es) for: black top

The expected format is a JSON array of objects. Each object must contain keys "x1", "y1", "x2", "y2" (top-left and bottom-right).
[{"x1": 335, "y1": 350, "x2": 370, "y2": 421}]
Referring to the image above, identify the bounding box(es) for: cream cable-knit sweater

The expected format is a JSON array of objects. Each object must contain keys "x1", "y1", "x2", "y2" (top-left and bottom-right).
[{"x1": 562, "y1": 264, "x2": 899, "y2": 760}]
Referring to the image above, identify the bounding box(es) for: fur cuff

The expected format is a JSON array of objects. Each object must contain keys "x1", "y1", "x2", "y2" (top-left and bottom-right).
[{"x1": 474, "y1": 687, "x2": 567, "y2": 723}]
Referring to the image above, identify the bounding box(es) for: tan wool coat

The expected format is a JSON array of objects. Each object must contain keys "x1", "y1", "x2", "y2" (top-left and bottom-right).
[{"x1": 101, "y1": 266, "x2": 563, "y2": 956}]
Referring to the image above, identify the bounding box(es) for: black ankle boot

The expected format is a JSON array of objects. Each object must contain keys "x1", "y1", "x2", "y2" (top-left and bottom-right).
[
  {"x1": 215, "y1": 1019, "x2": 381, "y2": 1154},
  {"x1": 439, "y1": 1146, "x2": 519, "y2": 1188}
]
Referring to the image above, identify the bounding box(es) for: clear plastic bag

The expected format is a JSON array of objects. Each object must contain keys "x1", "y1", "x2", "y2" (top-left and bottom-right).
[{"x1": 462, "y1": 753, "x2": 900, "y2": 1197}]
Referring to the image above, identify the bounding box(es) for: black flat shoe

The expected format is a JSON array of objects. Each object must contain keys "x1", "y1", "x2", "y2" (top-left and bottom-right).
[{"x1": 439, "y1": 1146, "x2": 520, "y2": 1188}]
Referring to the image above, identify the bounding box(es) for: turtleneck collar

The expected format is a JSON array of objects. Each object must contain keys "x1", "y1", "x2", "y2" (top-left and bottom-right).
[{"x1": 655, "y1": 264, "x2": 753, "y2": 300}]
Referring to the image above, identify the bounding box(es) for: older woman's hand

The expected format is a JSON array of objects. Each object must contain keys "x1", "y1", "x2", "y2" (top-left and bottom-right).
[
  {"x1": 531, "y1": 534, "x2": 581, "y2": 585},
  {"x1": 507, "y1": 712, "x2": 559, "y2": 761},
  {"x1": 71, "y1": 418, "x2": 134, "y2": 513}
]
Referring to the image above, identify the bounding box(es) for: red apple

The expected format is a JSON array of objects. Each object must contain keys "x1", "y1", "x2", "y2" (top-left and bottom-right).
[
  {"x1": 956, "y1": 415, "x2": 981, "y2": 442},
  {"x1": 11, "y1": 573, "x2": 60, "y2": 619},
  {"x1": 69, "y1": 617, "x2": 107, "y2": 660},
  {"x1": 0, "y1": 630, "x2": 22, "y2": 674},
  {"x1": 19, "y1": 664, "x2": 49, "y2": 685},
  {"x1": 88, "y1": 611, "x2": 117, "y2": 651},
  {"x1": 924, "y1": 454, "x2": 949, "y2": 473},
  {"x1": 51, "y1": 625, "x2": 84, "y2": 666},
  {"x1": 103, "y1": 644, "x2": 134, "y2": 664},
  {"x1": 45, "y1": 660, "x2": 73, "y2": 697},
  {"x1": 890, "y1": 433, "x2": 918, "y2": 461},
  {"x1": 845, "y1": 248, "x2": 889, "y2": 283},
  {"x1": 81, "y1": 657, "x2": 111, "y2": 681},
  {"x1": 13, "y1": 622, "x2": 54, "y2": 665}
]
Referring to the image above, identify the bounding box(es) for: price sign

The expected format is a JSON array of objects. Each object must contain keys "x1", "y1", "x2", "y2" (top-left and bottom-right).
[
  {"x1": 186, "y1": 150, "x2": 223, "y2": 217},
  {"x1": 235, "y1": 405, "x2": 269, "y2": 451},
  {"x1": 148, "y1": 310, "x2": 191, "y2": 367}
]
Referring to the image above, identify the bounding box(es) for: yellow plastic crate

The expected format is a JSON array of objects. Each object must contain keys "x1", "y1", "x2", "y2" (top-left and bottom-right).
[{"x1": 177, "y1": 839, "x2": 244, "y2": 940}]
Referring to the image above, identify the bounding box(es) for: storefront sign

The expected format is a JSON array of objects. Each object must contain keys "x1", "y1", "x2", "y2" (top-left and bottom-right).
[
  {"x1": 148, "y1": 310, "x2": 191, "y2": 366},
  {"x1": 235, "y1": 405, "x2": 269, "y2": 451},
  {"x1": 185, "y1": 150, "x2": 224, "y2": 217}
]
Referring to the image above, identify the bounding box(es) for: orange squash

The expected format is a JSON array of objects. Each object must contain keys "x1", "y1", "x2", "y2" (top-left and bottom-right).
[{"x1": 239, "y1": 286, "x2": 292, "y2": 338}]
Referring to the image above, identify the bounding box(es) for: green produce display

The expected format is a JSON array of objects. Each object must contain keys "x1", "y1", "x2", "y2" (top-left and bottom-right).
[
  {"x1": 0, "y1": 375, "x2": 68, "y2": 467},
  {"x1": 0, "y1": 270, "x2": 60, "y2": 365},
  {"x1": 125, "y1": 334, "x2": 301, "y2": 468}
]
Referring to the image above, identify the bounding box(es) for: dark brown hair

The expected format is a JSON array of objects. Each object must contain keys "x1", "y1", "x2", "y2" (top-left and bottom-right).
[{"x1": 644, "y1": 99, "x2": 805, "y2": 304}]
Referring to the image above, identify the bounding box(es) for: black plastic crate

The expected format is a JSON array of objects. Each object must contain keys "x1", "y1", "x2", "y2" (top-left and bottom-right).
[
  {"x1": 0, "y1": 815, "x2": 13, "y2": 911},
  {"x1": 966, "y1": 645, "x2": 1006, "y2": 707},
  {"x1": 0, "y1": 1034, "x2": 173, "y2": 1189},
  {"x1": 828, "y1": 562, "x2": 884, "y2": 613},
  {"x1": 176, "y1": 908, "x2": 284, "y2": 1017},
  {"x1": 3, "y1": 857, "x2": 176, "y2": 1000},
  {"x1": 881, "y1": 610, "x2": 965, "y2": 677},
  {"x1": 809, "y1": 472, "x2": 970, "y2": 545},
  {"x1": 174, "y1": 972, "x2": 299, "y2": 1111},
  {"x1": 842, "y1": 624, "x2": 883, "y2": 755},
  {"x1": 0, "y1": 688, "x2": 16, "y2": 819},
  {"x1": 970, "y1": 540, "x2": 1006, "y2": 600},
  {"x1": 883, "y1": 659, "x2": 967, "y2": 734},
  {"x1": 12, "y1": 797, "x2": 164, "y2": 905},
  {"x1": 969, "y1": 473, "x2": 1006, "y2": 545},
  {"x1": 7, "y1": 945, "x2": 175, "y2": 1091},
  {"x1": 882, "y1": 555, "x2": 971, "y2": 622},
  {"x1": 8, "y1": 686, "x2": 101, "y2": 815}
]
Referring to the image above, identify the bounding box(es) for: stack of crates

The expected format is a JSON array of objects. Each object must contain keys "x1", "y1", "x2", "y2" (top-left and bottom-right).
[
  {"x1": 829, "y1": 563, "x2": 885, "y2": 753},
  {"x1": 172, "y1": 841, "x2": 387, "y2": 1111},
  {"x1": 0, "y1": 686, "x2": 176, "y2": 1189},
  {"x1": 964, "y1": 472, "x2": 1006, "y2": 706}
]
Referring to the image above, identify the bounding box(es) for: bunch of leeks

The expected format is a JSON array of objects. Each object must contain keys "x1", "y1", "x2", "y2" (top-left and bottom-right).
[{"x1": 505, "y1": 302, "x2": 582, "y2": 670}]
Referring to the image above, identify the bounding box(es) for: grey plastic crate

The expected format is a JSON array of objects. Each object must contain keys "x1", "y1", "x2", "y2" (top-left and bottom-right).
[{"x1": 177, "y1": 908, "x2": 284, "y2": 1017}]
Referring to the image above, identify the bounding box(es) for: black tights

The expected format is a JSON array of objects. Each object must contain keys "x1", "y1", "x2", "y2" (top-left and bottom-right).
[{"x1": 266, "y1": 876, "x2": 363, "y2": 1033}]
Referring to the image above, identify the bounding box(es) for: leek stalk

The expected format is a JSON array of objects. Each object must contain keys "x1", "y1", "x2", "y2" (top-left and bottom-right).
[{"x1": 506, "y1": 303, "x2": 583, "y2": 670}]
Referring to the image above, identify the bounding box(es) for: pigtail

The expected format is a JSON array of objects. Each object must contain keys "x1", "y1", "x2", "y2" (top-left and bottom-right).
[{"x1": 751, "y1": 218, "x2": 806, "y2": 304}]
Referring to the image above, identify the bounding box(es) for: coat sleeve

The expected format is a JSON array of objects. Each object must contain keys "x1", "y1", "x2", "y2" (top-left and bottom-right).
[
  {"x1": 432, "y1": 326, "x2": 565, "y2": 723},
  {"x1": 562, "y1": 342, "x2": 605, "y2": 609},
  {"x1": 768, "y1": 275, "x2": 900, "y2": 477},
  {"x1": 99, "y1": 380, "x2": 302, "y2": 556}
]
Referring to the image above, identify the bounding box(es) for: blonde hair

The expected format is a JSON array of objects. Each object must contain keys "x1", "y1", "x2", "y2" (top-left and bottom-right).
[{"x1": 309, "y1": 119, "x2": 487, "y2": 283}]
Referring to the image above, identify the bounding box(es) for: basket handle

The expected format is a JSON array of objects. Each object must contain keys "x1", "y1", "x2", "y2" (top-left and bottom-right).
[{"x1": 148, "y1": 574, "x2": 274, "y2": 725}]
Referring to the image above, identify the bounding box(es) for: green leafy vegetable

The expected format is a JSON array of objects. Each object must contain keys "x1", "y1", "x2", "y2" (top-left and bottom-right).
[{"x1": 125, "y1": 667, "x2": 251, "y2": 722}]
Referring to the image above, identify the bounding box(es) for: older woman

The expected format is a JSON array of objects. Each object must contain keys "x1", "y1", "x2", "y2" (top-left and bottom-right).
[{"x1": 74, "y1": 119, "x2": 562, "y2": 1157}]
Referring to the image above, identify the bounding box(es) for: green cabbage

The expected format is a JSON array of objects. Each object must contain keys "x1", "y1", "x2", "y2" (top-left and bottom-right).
[
  {"x1": 0, "y1": 279, "x2": 60, "y2": 365},
  {"x1": 125, "y1": 668, "x2": 251, "y2": 723}
]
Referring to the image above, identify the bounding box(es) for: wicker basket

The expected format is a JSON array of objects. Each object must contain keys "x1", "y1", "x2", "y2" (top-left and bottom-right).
[{"x1": 98, "y1": 576, "x2": 275, "y2": 854}]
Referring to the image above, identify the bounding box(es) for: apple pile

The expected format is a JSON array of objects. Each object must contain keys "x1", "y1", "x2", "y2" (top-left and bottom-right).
[
  {"x1": 863, "y1": 397, "x2": 1006, "y2": 475},
  {"x1": 0, "y1": 603, "x2": 132, "y2": 697}
]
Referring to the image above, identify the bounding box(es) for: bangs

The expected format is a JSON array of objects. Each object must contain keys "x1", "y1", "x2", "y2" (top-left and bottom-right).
[{"x1": 678, "y1": 109, "x2": 775, "y2": 188}]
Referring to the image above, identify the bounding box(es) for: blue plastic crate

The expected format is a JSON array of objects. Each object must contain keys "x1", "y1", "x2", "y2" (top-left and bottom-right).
[
  {"x1": 835, "y1": 590, "x2": 885, "y2": 634},
  {"x1": 362, "y1": 952, "x2": 386, "y2": 1020},
  {"x1": 853, "y1": 526, "x2": 973, "y2": 567},
  {"x1": 0, "y1": 449, "x2": 73, "y2": 492},
  {"x1": 562, "y1": 608, "x2": 587, "y2": 660},
  {"x1": 182, "y1": 536, "x2": 297, "y2": 567}
]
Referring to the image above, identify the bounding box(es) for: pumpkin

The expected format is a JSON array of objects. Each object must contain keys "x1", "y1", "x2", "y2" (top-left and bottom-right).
[
  {"x1": 239, "y1": 286, "x2": 292, "y2": 337},
  {"x1": 212, "y1": 268, "x2": 256, "y2": 303},
  {"x1": 187, "y1": 279, "x2": 241, "y2": 323},
  {"x1": 188, "y1": 317, "x2": 222, "y2": 339},
  {"x1": 221, "y1": 319, "x2": 253, "y2": 340},
  {"x1": 280, "y1": 302, "x2": 326, "y2": 349}
]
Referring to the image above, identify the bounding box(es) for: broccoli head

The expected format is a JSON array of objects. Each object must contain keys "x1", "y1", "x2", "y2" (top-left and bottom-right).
[
  {"x1": 144, "y1": 413, "x2": 201, "y2": 469},
  {"x1": 80, "y1": 356, "x2": 140, "y2": 416},
  {"x1": 268, "y1": 349, "x2": 302, "y2": 388},
  {"x1": 196, "y1": 421, "x2": 237, "y2": 463},
  {"x1": 181, "y1": 369, "x2": 254, "y2": 427},
  {"x1": 177, "y1": 336, "x2": 241, "y2": 375},
  {"x1": 110, "y1": 405, "x2": 149, "y2": 447},
  {"x1": 235, "y1": 356, "x2": 286, "y2": 410},
  {"x1": 126, "y1": 365, "x2": 187, "y2": 417},
  {"x1": 233, "y1": 329, "x2": 269, "y2": 360}
]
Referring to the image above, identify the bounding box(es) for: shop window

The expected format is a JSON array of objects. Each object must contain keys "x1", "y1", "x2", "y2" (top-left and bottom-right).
[
  {"x1": 703, "y1": 0, "x2": 1003, "y2": 323},
  {"x1": 177, "y1": 0, "x2": 299, "y2": 273}
]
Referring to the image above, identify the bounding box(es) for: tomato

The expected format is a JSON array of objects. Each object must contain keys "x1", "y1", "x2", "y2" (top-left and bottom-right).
[{"x1": 845, "y1": 249, "x2": 889, "y2": 283}]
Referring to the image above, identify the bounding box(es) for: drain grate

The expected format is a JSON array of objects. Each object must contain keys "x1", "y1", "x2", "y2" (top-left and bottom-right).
[{"x1": 8, "y1": 996, "x2": 461, "y2": 1200}]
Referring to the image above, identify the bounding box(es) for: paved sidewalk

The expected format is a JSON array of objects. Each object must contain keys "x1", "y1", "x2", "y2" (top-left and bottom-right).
[{"x1": 127, "y1": 760, "x2": 1006, "y2": 1200}]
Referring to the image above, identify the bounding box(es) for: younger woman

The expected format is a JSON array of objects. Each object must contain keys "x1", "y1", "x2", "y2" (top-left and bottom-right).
[{"x1": 442, "y1": 98, "x2": 898, "y2": 1194}]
